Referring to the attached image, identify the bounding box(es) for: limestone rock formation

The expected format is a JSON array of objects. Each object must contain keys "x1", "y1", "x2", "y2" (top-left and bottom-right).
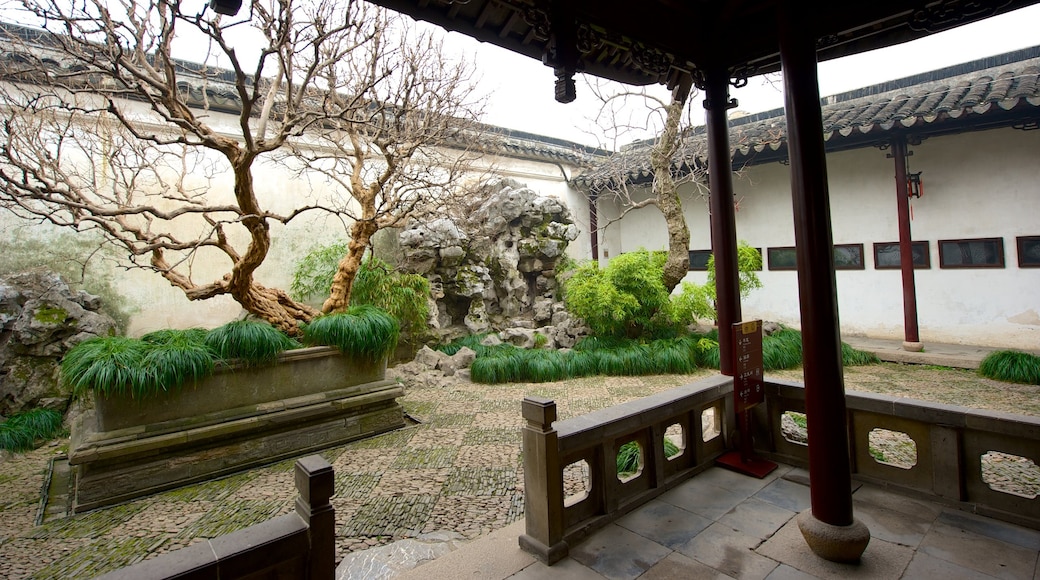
[
  {"x1": 0, "y1": 270, "x2": 117, "y2": 416},
  {"x1": 399, "y1": 179, "x2": 582, "y2": 344}
]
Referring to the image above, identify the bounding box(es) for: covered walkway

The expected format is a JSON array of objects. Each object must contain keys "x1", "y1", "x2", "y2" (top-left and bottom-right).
[{"x1": 393, "y1": 464, "x2": 1040, "y2": 580}]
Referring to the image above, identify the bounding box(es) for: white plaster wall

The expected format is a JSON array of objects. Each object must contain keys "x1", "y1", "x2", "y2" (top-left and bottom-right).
[
  {"x1": 593, "y1": 126, "x2": 1040, "y2": 350},
  {"x1": 598, "y1": 181, "x2": 712, "y2": 265}
]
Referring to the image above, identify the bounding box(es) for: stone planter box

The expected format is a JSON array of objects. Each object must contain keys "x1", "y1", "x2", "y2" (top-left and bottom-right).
[{"x1": 69, "y1": 346, "x2": 405, "y2": 512}]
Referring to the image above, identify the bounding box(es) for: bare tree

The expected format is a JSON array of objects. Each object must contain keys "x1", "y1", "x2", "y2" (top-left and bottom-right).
[
  {"x1": 0, "y1": 0, "x2": 485, "y2": 333},
  {"x1": 582, "y1": 76, "x2": 706, "y2": 292}
]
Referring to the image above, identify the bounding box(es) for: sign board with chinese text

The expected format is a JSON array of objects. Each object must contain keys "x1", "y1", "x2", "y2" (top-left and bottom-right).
[{"x1": 732, "y1": 320, "x2": 763, "y2": 414}]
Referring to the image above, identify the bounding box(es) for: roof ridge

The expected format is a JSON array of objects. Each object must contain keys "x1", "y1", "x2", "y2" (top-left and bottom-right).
[{"x1": 730, "y1": 45, "x2": 1040, "y2": 128}]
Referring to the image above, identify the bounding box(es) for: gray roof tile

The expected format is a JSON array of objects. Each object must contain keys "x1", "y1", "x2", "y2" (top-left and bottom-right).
[{"x1": 575, "y1": 47, "x2": 1040, "y2": 189}]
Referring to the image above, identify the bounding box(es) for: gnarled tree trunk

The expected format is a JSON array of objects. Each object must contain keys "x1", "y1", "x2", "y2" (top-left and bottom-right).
[
  {"x1": 653, "y1": 96, "x2": 690, "y2": 293},
  {"x1": 322, "y1": 218, "x2": 378, "y2": 314}
]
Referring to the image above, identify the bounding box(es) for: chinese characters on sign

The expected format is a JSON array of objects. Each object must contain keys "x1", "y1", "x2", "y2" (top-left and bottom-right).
[{"x1": 733, "y1": 320, "x2": 764, "y2": 414}]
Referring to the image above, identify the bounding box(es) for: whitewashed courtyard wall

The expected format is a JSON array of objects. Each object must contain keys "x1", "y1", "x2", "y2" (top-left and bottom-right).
[
  {"x1": 0, "y1": 97, "x2": 588, "y2": 335},
  {"x1": 596, "y1": 125, "x2": 1040, "y2": 350}
]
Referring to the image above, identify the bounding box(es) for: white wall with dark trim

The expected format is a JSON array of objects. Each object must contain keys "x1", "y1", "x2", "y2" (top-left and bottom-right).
[{"x1": 595, "y1": 125, "x2": 1040, "y2": 349}]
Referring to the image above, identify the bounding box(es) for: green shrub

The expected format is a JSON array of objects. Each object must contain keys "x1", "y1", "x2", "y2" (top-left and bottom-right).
[
  {"x1": 205, "y1": 319, "x2": 299, "y2": 366},
  {"x1": 671, "y1": 282, "x2": 714, "y2": 326},
  {"x1": 292, "y1": 244, "x2": 429, "y2": 334},
  {"x1": 350, "y1": 258, "x2": 430, "y2": 335},
  {"x1": 706, "y1": 241, "x2": 764, "y2": 302},
  {"x1": 0, "y1": 409, "x2": 64, "y2": 452},
  {"x1": 290, "y1": 241, "x2": 350, "y2": 301},
  {"x1": 563, "y1": 251, "x2": 674, "y2": 338},
  {"x1": 979, "y1": 350, "x2": 1040, "y2": 385},
  {"x1": 302, "y1": 305, "x2": 400, "y2": 361},
  {"x1": 675, "y1": 241, "x2": 764, "y2": 323},
  {"x1": 565, "y1": 244, "x2": 765, "y2": 340}
]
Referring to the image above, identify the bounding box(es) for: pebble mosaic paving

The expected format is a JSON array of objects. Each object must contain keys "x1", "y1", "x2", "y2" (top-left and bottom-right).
[
  {"x1": 0, "y1": 369, "x2": 711, "y2": 578},
  {"x1": 3, "y1": 363, "x2": 1036, "y2": 578}
]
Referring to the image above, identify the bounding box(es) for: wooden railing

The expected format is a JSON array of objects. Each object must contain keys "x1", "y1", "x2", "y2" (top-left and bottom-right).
[
  {"x1": 520, "y1": 374, "x2": 1040, "y2": 564},
  {"x1": 96, "y1": 455, "x2": 336, "y2": 580}
]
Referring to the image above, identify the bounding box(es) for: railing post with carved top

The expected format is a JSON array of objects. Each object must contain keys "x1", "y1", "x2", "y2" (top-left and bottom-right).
[
  {"x1": 295, "y1": 455, "x2": 336, "y2": 579},
  {"x1": 518, "y1": 396, "x2": 568, "y2": 564}
]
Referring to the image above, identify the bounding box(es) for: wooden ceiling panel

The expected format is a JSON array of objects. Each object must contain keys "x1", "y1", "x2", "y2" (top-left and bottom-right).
[{"x1": 370, "y1": 0, "x2": 1040, "y2": 88}]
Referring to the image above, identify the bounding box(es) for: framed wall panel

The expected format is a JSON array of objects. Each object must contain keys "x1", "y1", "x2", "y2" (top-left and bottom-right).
[
  {"x1": 938, "y1": 238, "x2": 1004, "y2": 269},
  {"x1": 688, "y1": 249, "x2": 711, "y2": 271},
  {"x1": 874, "y1": 241, "x2": 930, "y2": 269},
  {"x1": 833, "y1": 244, "x2": 865, "y2": 270},
  {"x1": 767, "y1": 246, "x2": 797, "y2": 271},
  {"x1": 1018, "y1": 236, "x2": 1040, "y2": 268}
]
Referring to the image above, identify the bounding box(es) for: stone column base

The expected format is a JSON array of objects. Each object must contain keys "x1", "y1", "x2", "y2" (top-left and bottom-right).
[
  {"x1": 518, "y1": 534, "x2": 568, "y2": 565},
  {"x1": 797, "y1": 510, "x2": 870, "y2": 563},
  {"x1": 902, "y1": 341, "x2": 924, "y2": 352}
]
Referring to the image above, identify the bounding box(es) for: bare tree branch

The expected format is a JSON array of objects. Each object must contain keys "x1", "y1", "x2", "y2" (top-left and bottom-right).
[{"x1": 0, "y1": 0, "x2": 488, "y2": 332}]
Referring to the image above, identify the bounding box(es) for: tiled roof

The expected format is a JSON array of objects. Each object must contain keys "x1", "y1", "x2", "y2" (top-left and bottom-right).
[
  {"x1": 575, "y1": 47, "x2": 1040, "y2": 189},
  {"x1": 0, "y1": 22, "x2": 598, "y2": 168},
  {"x1": 487, "y1": 127, "x2": 607, "y2": 166}
]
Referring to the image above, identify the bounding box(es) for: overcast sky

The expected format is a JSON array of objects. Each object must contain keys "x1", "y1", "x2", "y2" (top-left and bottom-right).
[{"x1": 441, "y1": 4, "x2": 1040, "y2": 149}]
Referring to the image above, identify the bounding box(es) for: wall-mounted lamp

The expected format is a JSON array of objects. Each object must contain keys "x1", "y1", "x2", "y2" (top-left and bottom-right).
[
  {"x1": 907, "y1": 171, "x2": 923, "y2": 198},
  {"x1": 209, "y1": 0, "x2": 243, "y2": 16}
]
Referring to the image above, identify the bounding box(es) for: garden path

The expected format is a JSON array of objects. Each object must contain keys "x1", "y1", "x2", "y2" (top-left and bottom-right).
[{"x1": 0, "y1": 340, "x2": 1037, "y2": 579}]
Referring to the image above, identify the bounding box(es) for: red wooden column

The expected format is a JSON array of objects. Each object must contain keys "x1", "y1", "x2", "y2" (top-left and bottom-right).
[
  {"x1": 704, "y1": 67, "x2": 742, "y2": 377},
  {"x1": 778, "y1": 5, "x2": 869, "y2": 563},
  {"x1": 891, "y1": 137, "x2": 923, "y2": 351}
]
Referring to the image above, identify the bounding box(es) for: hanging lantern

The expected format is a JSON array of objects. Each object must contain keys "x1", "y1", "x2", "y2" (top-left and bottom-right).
[
  {"x1": 209, "y1": 0, "x2": 242, "y2": 16},
  {"x1": 907, "y1": 171, "x2": 923, "y2": 198}
]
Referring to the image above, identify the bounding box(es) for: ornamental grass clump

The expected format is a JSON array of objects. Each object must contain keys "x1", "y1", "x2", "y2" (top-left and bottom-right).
[
  {"x1": 205, "y1": 319, "x2": 299, "y2": 366},
  {"x1": 140, "y1": 328, "x2": 216, "y2": 389},
  {"x1": 563, "y1": 349, "x2": 599, "y2": 378},
  {"x1": 524, "y1": 349, "x2": 567, "y2": 383},
  {"x1": 616, "y1": 439, "x2": 681, "y2": 476},
  {"x1": 62, "y1": 322, "x2": 303, "y2": 398},
  {"x1": 761, "y1": 327, "x2": 804, "y2": 371},
  {"x1": 61, "y1": 336, "x2": 152, "y2": 397},
  {"x1": 979, "y1": 350, "x2": 1040, "y2": 385},
  {"x1": 650, "y1": 337, "x2": 699, "y2": 375},
  {"x1": 437, "y1": 333, "x2": 504, "y2": 358},
  {"x1": 470, "y1": 348, "x2": 525, "y2": 383},
  {"x1": 468, "y1": 333, "x2": 716, "y2": 384},
  {"x1": 302, "y1": 305, "x2": 399, "y2": 361},
  {"x1": 698, "y1": 327, "x2": 878, "y2": 371},
  {"x1": 0, "y1": 408, "x2": 64, "y2": 452},
  {"x1": 841, "y1": 341, "x2": 881, "y2": 366}
]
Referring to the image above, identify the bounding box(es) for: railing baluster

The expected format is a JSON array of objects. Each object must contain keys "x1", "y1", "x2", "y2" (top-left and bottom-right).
[
  {"x1": 295, "y1": 455, "x2": 336, "y2": 580},
  {"x1": 519, "y1": 397, "x2": 568, "y2": 564}
]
